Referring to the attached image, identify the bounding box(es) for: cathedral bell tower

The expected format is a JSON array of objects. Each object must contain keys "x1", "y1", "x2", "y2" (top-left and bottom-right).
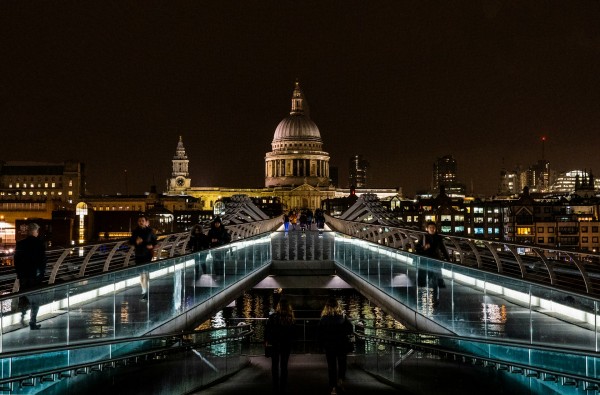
[{"x1": 168, "y1": 136, "x2": 191, "y2": 192}]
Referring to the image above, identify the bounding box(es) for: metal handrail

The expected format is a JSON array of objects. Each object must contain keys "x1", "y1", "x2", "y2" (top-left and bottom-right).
[
  {"x1": 354, "y1": 325, "x2": 600, "y2": 389},
  {"x1": 0, "y1": 324, "x2": 253, "y2": 389},
  {"x1": 6, "y1": 217, "x2": 282, "y2": 295},
  {"x1": 326, "y1": 215, "x2": 600, "y2": 297}
]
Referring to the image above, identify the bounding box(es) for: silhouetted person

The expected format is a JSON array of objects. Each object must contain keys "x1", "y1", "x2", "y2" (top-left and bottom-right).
[
  {"x1": 14, "y1": 223, "x2": 47, "y2": 330},
  {"x1": 417, "y1": 221, "x2": 448, "y2": 306},
  {"x1": 265, "y1": 299, "x2": 296, "y2": 394},
  {"x1": 129, "y1": 215, "x2": 157, "y2": 301},
  {"x1": 206, "y1": 217, "x2": 231, "y2": 276},
  {"x1": 318, "y1": 297, "x2": 353, "y2": 395},
  {"x1": 189, "y1": 224, "x2": 209, "y2": 278},
  {"x1": 418, "y1": 221, "x2": 450, "y2": 261}
]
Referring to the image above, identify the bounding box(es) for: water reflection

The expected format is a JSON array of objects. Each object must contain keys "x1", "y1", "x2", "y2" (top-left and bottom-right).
[
  {"x1": 86, "y1": 308, "x2": 111, "y2": 338},
  {"x1": 198, "y1": 289, "x2": 406, "y2": 350},
  {"x1": 481, "y1": 302, "x2": 508, "y2": 336}
]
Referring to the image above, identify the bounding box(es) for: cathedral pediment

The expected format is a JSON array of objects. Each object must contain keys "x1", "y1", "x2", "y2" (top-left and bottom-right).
[{"x1": 292, "y1": 183, "x2": 318, "y2": 192}]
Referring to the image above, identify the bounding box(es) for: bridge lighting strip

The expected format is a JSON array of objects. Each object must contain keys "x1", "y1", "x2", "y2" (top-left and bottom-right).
[
  {"x1": 3, "y1": 237, "x2": 268, "y2": 329},
  {"x1": 338, "y1": 235, "x2": 598, "y2": 328},
  {"x1": 445, "y1": 269, "x2": 594, "y2": 325}
]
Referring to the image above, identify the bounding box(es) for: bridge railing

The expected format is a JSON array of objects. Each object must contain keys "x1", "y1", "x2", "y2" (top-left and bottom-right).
[
  {"x1": 325, "y1": 215, "x2": 600, "y2": 297},
  {"x1": 3, "y1": 217, "x2": 282, "y2": 295},
  {"x1": 354, "y1": 325, "x2": 600, "y2": 392}
]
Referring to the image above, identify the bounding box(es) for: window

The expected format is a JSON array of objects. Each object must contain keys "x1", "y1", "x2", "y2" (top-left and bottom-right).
[
  {"x1": 537, "y1": 227, "x2": 544, "y2": 233},
  {"x1": 538, "y1": 237, "x2": 544, "y2": 243},
  {"x1": 548, "y1": 227, "x2": 554, "y2": 233},
  {"x1": 474, "y1": 228, "x2": 484, "y2": 234},
  {"x1": 582, "y1": 227, "x2": 588, "y2": 233},
  {"x1": 593, "y1": 227, "x2": 599, "y2": 233},
  {"x1": 517, "y1": 227, "x2": 533, "y2": 235},
  {"x1": 441, "y1": 215, "x2": 451, "y2": 222},
  {"x1": 583, "y1": 237, "x2": 588, "y2": 243},
  {"x1": 455, "y1": 226, "x2": 464, "y2": 232},
  {"x1": 488, "y1": 228, "x2": 493, "y2": 234},
  {"x1": 548, "y1": 237, "x2": 554, "y2": 243},
  {"x1": 474, "y1": 217, "x2": 484, "y2": 223},
  {"x1": 474, "y1": 207, "x2": 483, "y2": 214},
  {"x1": 593, "y1": 237, "x2": 599, "y2": 243}
]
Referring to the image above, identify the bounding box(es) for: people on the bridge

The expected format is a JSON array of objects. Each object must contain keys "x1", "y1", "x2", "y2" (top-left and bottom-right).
[
  {"x1": 189, "y1": 224, "x2": 209, "y2": 278},
  {"x1": 207, "y1": 217, "x2": 231, "y2": 276},
  {"x1": 14, "y1": 222, "x2": 47, "y2": 330},
  {"x1": 265, "y1": 299, "x2": 296, "y2": 395},
  {"x1": 315, "y1": 209, "x2": 326, "y2": 235},
  {"x1": 416, "y1": 221, "x2": 448, "y2": 307},
  {"x1": 129, "y1": 215, "x2": 157, "y2": 301},
  {"x1": 418, "y1": 221, "x2": 450, "y2": 261},
  {"x1": 299, "y1": 210, "x2": 308, "y2": 234},
  {"x1": 318, "y1": 297, "x2": 353, "y2": 395},
  {"x1": 283, "y1": 213, "x2": 290, "y2": 234},
  {"x1": 289, "y1": 211, "x2": 298, "y2": 231},
  {"x1": 306, "y1": 209, "x2": 313, "y2": 230}
]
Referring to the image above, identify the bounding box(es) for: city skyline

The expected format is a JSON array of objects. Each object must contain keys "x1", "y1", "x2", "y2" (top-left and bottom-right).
[{"x1": 1, "y1": 2, "x2": 600, "y2": 196}]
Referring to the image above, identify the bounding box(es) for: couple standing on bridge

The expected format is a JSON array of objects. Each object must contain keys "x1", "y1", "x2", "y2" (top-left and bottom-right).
[{"x1": 265, "y1": 297, "x2": 353, "y2": 395}]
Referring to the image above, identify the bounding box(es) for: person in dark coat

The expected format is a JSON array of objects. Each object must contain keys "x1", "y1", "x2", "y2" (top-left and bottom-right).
[
  {"x1": 189, "y1": 224, "x2": 209, "y2": 253},
  {"x1": 129, "y1": 215, "x2": 157, "y2": 300},
  {"x1": 189, "y1": 224, "x2": 209, "y2": 279},
  {"x1": 206, "y1": 217, "x2": 231, "y2": 275},
  {"x1": 417, "y1": 221, "x2": 449, "y2": 307},
  {"x1": 419, "y1": 221, "x2": 450, "y2": 261},
  {"x1": 318, "y1": 297, "x2": 353, "y2": 395},
  {"x1": 265, "y1": 299, "x2": 296, "y2": 394},
  {"x1": 14, "y1": 223, "x2": 47, "y2": 330}
]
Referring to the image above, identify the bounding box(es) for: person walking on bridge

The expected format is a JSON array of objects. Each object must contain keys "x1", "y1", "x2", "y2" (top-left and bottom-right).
[
  {"x1": 265, "y1": 299, "x2": 296, "y2": 395},
  {"x1": 14, "y1": 223, "x2": 47, "y2": 330},
  {"x1": 129, "y1": 215, "x2": 157, "y2": 301},
  {"x1": 318, "y1": 297, "x2": 353, "y2": 395}
]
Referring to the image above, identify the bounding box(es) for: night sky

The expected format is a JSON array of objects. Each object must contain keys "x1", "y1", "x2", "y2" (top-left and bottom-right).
[{"x1": 2, "y1": 1, "x2": 600, "y2": 197}]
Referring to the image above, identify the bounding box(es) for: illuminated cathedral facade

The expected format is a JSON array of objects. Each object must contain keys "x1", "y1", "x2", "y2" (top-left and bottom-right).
[{"x1": 166, "y1": 81, "x2": 337, "y2": 211}]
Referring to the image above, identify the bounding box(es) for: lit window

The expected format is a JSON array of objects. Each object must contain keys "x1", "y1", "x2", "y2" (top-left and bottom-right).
[
  {"x1": 474, "y1": 228, "x2": 484, "y2": 234},
  {"x1": 45, "y1": 183, "x2": 48, "y2": 188},
  {"x1": 30, "y1": 184, "x2": 34, "y2": 188},
  {"x1": 68, "y1": 191, "x2": 73, "y2": 196},
  {"x1": 517, "y1": 227, "x2": 533, "y2": 235},
  {"x1": 58, "y1": 192, "x2": 62, "y2": 195},
  {"x1": 8, "y1": 184, "x2": 12, "y2": 188},
  {"x1": 69, "y1": 180, "x2": 73, "y2": 187},
  {"x1": 52, "y1": 183, "x2": 56, "y2": 188}
]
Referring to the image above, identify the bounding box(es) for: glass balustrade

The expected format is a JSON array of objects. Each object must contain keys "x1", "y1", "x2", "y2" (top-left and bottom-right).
[
  {"x1": 333, "y1": 232, "x2": 600, "y2": 353},
  {"x1": 0, "y1": 234, "x2": 271, "y2": 354}
]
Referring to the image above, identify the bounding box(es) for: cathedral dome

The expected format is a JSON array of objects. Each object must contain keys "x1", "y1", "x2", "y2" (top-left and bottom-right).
[
  {"x1": 273, "y1": 115, "x2": 321, "y2": 142},
  {"x1": 272, "y1": 80, "x2": 322, "y2": 144}
]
